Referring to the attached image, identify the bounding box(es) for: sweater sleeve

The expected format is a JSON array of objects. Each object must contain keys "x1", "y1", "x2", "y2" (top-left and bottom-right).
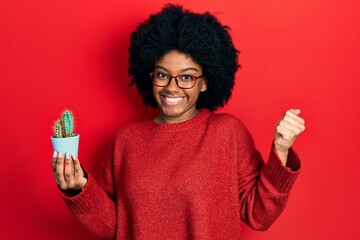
[
  {"x1": 60, "y1": 142, "x2": 117, "y2": 240},
  {"x1": 236, "y1": 120, "x2": 301, "y2": 231}
]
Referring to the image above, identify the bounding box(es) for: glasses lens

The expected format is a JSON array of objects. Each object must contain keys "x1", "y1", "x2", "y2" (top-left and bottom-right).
[
  {"x1": 176, "y1": 75, "x2": 195, "y2": 89},
  {"x1": 152, "y1": 72, "x2": 169, "y2": 86}
]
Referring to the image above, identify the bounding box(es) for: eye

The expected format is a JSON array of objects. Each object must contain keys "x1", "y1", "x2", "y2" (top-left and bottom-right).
[
  {"x1": 179, "y1": 75, "x2": 194, "y2": 81},
  {"x1": 155, "y1": 72, "x2": 168, "y2": 79}
]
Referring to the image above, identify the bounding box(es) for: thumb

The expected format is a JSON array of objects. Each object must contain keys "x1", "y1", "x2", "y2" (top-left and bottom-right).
[
  {"x1": 290, "y1": 108, "x2": 301, "y2": 115},
  {"x1": 78, "y1": 177, "x2": 88, "y2": 189},
  {"x1": 276, "y1": 135, "x2": 287, "y2": 146},
  {"x1": 275, "y1": 135, "x2": 291, "y2": 152}
]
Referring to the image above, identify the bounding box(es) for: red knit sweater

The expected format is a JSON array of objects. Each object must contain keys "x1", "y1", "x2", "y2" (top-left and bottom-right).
[{"x1": 62, "y1": 110, "x2": 301, "y2": 240}]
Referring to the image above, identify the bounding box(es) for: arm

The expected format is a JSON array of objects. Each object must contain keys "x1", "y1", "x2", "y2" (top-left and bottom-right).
[
  {"x1": 52, "y1": 149, "x2": 116, "y2": 239},
  {"x1": 237, "y1": 109, "x2": 305, "y2": 230}
]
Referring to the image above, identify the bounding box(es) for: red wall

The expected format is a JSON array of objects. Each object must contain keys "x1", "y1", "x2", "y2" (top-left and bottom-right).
[{"x1": 1, "y1": 0, "x2": 359, "y2": 239}]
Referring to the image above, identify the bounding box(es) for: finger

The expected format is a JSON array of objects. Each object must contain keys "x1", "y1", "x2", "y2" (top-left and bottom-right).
[
  {"x1": 276, "y1": 125, "x2": 296, "y2": 140},
  {"x1": 64, "y1": 152, "x2": 74, "y2": 184},
  {"x1": 283, "y1": 112, "x2": 305, "y2": 126},
  {"x1": 278, "y1": 119, "x2": 303, "y2": 135},
  {"x1": 73, "y1": 156, "x2": 87, "y2": 189},
  {"x1": 285, "y1": 109, "x2": 305, "y2": 125},
  {"x1": 289, "y1": 108, "x2": 301, "y2": 115},
  {"x1": 73, "y1": 156, "x2": 82, "y2": 178},
  {"x1": 55, "y1": 152, "x2": 66, "y2": 188},
  {"x1": 52, "y1": 151, "x2": 58, "y2": 172},
  {"x1": 281, "y1": 116, "x2": 306, "y2": 133}
]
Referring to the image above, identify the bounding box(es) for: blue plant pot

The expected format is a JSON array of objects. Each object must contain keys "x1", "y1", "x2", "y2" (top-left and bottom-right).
[{"x1": 51, "y1": 134, "x2": 80, "y2": 157}]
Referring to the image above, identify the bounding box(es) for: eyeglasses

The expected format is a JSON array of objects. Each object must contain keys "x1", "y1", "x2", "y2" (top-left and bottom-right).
[{"x1": 149, "y1": 71, "x2": 204, "y2": 89}]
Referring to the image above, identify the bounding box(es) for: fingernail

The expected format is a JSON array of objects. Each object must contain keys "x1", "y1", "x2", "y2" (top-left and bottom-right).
[
  {"x1": 53, "y1": 151, "x2": 57, "y2": 158},
  {"x1": 58, "y1": 152, "x2": 63, "y2": 158},
  {"x1": 65, "y1": 152, "x2": 70, "y2": 160}
]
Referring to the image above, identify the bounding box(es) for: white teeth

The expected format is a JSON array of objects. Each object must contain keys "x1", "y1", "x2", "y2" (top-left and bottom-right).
[{"x1": 165, "y1": 97, "x2": 183, "y2": 103}]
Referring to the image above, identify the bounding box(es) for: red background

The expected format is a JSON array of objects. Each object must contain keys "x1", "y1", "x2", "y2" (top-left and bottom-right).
[{"x1": 1, "y1": 0, "x2": 359, "y2": 239}]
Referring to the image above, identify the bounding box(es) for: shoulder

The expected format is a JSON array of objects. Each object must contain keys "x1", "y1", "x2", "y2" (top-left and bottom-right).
[
  {"x1": 208, "y1": 112, "x2": 254, "y2": 143},
  {"x1": 209, "y1": 112, "x2": 247, "y2": 130},
  {"x1": 114, "y1": 119, "x2": 152, "y2": 143}
]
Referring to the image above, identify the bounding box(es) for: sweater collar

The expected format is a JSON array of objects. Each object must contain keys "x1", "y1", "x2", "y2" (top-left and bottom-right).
[{"x1": 147, "y1": 109, "x2": 211, "y2": 132}]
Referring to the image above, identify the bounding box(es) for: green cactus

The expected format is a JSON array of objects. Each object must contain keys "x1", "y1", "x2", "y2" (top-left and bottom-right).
[
  {"x1": 53, "y1": 110, "x2": 75, "y2": 138},
  {"x1": 62, "y1": 110, "x2": 75, "y2": 137}
]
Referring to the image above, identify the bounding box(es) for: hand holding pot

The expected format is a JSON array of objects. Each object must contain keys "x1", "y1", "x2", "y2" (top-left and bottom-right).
[{"x1": 52, "y1": 151, "x2": 87, "y2": 192}]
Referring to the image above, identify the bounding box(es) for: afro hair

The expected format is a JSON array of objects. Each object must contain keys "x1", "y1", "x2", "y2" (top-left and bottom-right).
[{"x1": 128, "y1": 4, "x2": 240, "y2": 111}]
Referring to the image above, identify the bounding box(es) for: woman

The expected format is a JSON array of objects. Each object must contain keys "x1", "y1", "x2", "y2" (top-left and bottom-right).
[{"x1": 52, "y1": 4, "x2": 305, "y2": 239}]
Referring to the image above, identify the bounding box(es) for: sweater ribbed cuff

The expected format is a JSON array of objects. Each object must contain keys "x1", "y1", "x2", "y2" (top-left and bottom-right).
[
  {"x1": 60, "y1": 172, "x2": 104, "y2": 215},
  {"x1": 262, "y1": 147, "x2": 301, "y2": 194}
]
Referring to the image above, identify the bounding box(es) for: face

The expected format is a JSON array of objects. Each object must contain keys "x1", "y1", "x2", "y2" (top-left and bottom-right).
[{"x1": 153, "y1": 50, "x2": 207, "y2": 124}]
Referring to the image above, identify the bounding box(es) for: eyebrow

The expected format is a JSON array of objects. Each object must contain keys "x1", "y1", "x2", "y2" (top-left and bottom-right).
[{"x1": 154, "y1": 66, "x2": 199, "y2": 73}]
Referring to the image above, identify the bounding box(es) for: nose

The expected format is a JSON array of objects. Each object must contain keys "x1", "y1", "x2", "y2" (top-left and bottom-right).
[{"x1": 165, "y1": 76, "x2": 180, "y2": 91}]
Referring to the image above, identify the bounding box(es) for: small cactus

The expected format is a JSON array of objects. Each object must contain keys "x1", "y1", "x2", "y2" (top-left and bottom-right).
[
  {"x1": 53, "y1": 120, "x2": 63, "y2": 138},
  {"x1": 53, "y1": 110, "x2": 75, "y2": 138}
]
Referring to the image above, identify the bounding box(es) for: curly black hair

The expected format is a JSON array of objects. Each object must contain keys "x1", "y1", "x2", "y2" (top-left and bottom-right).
[{"x1": 128, "y1": 4, "x2": 239, "y2": 111}]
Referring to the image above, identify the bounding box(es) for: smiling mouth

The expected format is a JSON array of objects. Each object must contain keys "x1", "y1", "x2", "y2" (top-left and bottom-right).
[{"x1": 162, "y1": 96, "x2": 185, "y2": 105}]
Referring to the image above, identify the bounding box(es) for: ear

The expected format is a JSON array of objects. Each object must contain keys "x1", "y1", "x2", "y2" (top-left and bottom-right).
[{"x1": 200, "y1": 79, "x2": 207, "y2": 92}]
